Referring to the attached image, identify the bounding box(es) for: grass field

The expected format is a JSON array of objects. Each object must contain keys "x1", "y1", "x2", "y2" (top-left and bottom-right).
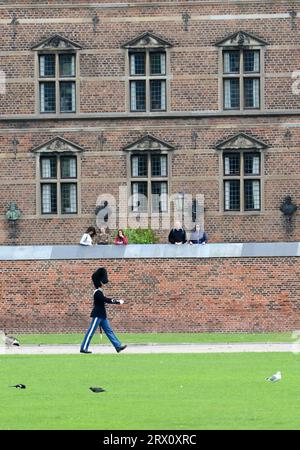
[
  {"x1": 2, "y1": 352, "x2": 300, "y2": 430},
  {"x1": 16, "y1": 332, "x2": 294, "y2": 345}
]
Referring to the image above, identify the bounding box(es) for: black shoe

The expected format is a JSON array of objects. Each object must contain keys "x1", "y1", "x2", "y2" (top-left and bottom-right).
[
  {"x1": 116, "y1": 345, "x2": 127, "y2": 353},
  {"x1": 80, "y1": 349, "x2": 92, "y2": 354}
]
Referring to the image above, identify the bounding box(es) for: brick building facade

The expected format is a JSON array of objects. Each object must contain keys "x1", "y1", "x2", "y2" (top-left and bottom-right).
[{"x1": 0, "y1": 0, "x2": 300, "y2": 244}]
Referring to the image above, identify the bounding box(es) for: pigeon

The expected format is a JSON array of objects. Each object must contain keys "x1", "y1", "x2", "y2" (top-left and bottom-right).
[
  {"x1": 265, "y1": 371, "x2": 281, "y2": 382},
  {"x1": 10, "y1": 384, "x2": 26, "y2": 389},
  {"x1": 89, "y1": 387, "x2": 105, "y2": 393}
]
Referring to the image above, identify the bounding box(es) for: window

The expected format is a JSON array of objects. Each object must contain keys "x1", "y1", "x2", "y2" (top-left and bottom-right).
[
  {"x1": 39, "y1": 53, "x2": 76, "y2": 113},
  {"x1": 223, "y1": 49, "x2": 261, "y2": 110},
  {"x1": 223, "y1": 152, "x2": 261, "y2": 211},
  {"x1": 129, "y1": 51, "x2": 167, "y2": 112},
  {"x1": 40, "y1": 155, "x2": 78, "y2": 214},
  {"x1": 130, "y1": 153, "x2": 168, "y2": 212}
]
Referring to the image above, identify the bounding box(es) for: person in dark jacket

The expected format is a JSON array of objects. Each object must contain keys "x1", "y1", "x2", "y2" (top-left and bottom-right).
[
  {"x1": 80, "y1": 268, "x2": 127, "y2": 354},
  {"x1": 168, "y1": 221, "x2": 187, "y2": 245},
  {"x1": 189, "y1": 223, "x2": 208, "y2": 245}
]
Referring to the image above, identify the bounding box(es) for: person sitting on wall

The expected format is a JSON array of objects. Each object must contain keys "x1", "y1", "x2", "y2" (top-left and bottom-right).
[
  {"x1": 97, "y1": 227, "x2": 110, "y2": 245},
  {"x1": 80, "y1": 226, "x2": 97, "y2": 246},
  {"x1": 189, "y1": 223, "x2": 208, "y2": 245},
  {"x1": 114, "y1": 229, "x2": 128, "y2": 245},
  {"x1": 168, "y1": 221, "x2": 187, "y2": 245}
]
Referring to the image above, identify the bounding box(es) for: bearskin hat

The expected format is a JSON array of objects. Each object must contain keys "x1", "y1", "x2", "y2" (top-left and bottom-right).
[{"x1": 92, "y1": 267, "x2": 109, "y2": 288}]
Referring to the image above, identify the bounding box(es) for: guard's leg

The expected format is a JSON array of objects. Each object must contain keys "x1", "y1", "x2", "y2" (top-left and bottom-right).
[
  {"x1": 80, "y1": 317, "x2": 100, "y2": 352},
  {"x1": 100, "y1": 318, "x2": 122, "y2": 350}
]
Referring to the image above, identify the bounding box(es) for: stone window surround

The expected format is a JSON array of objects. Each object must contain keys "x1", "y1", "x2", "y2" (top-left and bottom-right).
[
  {"x1": 130, "y1": 152, "x2": 170, "y2": 213},
  {"x1": 32, "y1": 137, "x2": 83, "y2": 218},
  {"x1": 215, "y1": 133, "x2": 268, "y2": 215},
  {"x1": 221, "y1": 151, "x2": 263, "y2": 213},
  {"x1": 31, "y1": 34, "x2": 82, "y2": 116},
  {"x1": 216, "y1": 31, "x2": 267, "y2": 112},
  {"x1": 122, "y1": 32, "x2": 173, "y2": 114},
  {"x1": 123, "y1": 134, "x2": 174, "y2": 218}
]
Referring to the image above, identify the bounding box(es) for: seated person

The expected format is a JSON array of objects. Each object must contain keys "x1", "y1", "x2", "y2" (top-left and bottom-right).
[
  {"x1": 114, "y1": 229, "x2": 128, "y2": 245},
  {"x1": 189, "y1": 224, "x2": 208, "y2": 245},
  {"x1": 80, "y1": 226, "x2": 97, "y2": 246},
  {"x1": 168, "y1": 221, "x2": 187, "y2": 245},
  {"x1": 97, "y1": 227, "x2": 110, "y2": 245}
]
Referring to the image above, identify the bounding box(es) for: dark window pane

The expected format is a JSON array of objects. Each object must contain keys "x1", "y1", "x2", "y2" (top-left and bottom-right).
[
  {"x1": 40, "y1": 82, "x2": 56, "y2": 112},
  {"x1": 224, "y1": 180, "x2": 240, "y2": 211},
  {"x1": 130, "y1": 81, "x2": 146, "y2": 111},
  {"x1": 151, "y1": 154, "x2": 167, "y2": 176},
  {"x1": 41, "y1": 183, "x2": 57, "y2": 214},
  {"x1": 150, "y1": 80, "x2": 166, "y2": 110},
  {"x1": 61, "y1": 183, "x2": 77, "y2": 214},
  {"x1": 244, "y1": 78, "x2": 260, "y2": 108},
  {"x1": 152, "y1": 181, "x2": 168, "y2": 212},
  {"x1": 59, "y1": 54, "x2": 76, "y2": 77},
  {"x1": 131, "y1": 155, "x2": 148, "y2": 177},
  {"x1": 60, "y1": 81, "x2": 76, "y2": 112},
  {"x1": 41, "y1": 156, "x2": 57, "y2": 178},
  {"x1": 39, "y1": 54, "x2": 55, "y2": 77},
  {"x1": 244, "y1": 180, "x2": 260, "y2": 210},
  {"x1": 150, "y1": 52, "x2": 166, "y2": 75},
  {"x1": 223, "y1": 51, "x2": 240, "y2": 73},
  {"x1": 131, "y1": 182, "x2": 148, "y2": 212},
  {"x1": 224, "y1": 153, "x2": 240, "y2": 176},
  {"x1": 244, "y1": 153, "x2": 260, "y2": 175},
  {"x1": 61, "y1": 156, "x2": 77, "y2": 178},
  {"x1": 130, "y1": 53, "x2": 145, "y2": 75},
  {"x1": 224, "y1": 79, "x2": 240, "y2": 108},
  {"x1": 244, "y1": 50, "x2": 260, "y2": 72}
]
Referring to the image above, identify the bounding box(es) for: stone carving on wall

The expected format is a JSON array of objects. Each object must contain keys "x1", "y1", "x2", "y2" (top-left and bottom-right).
[{"x1": 123, "y1": 134, "x2": 174, "y2": 152}]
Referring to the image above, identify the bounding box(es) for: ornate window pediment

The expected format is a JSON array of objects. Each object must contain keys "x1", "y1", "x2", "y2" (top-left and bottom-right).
[
  {"x1": 31, "y1": 136, "x2": 84, "y2": 154},
  {"x1": 215, "y1": 31, "x2": 268, "y2": 48},
  {"x1": 215, "y1": 133, "x2": 268, "y2": 151},
  {"x1": 31, "y1": 34, "x2": 82, "y2": 51},
  {"x1": 123, "y1": 134, "x2": 174, "y2": 152},
  {"x1": 121, "y1": 31, "x2": 173, "y2": 49}
]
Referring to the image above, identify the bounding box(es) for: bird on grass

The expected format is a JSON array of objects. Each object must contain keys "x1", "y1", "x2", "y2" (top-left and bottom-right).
[
  {"x1": 5, "y1": 335, "x2": 20, "y2": 346},
  {"x1": 10, "y1": 384, "x2": 26, "y2": 389},
  {"x1": 0, "y1": 331, "x2": 20, "y2": 347},
  {"x1": 90, "y1": 387, "x2": 105, "y2": 393},
  {"x1": 266, "y1": 371, "x2": 281, "y2": 382}
]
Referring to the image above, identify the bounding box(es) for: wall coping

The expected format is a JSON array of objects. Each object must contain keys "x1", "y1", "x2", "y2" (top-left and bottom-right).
[{"x1": 0, "y1": 242, "x2": 300, "y2": 260}]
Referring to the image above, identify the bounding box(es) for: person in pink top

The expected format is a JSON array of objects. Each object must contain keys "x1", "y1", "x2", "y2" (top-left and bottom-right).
[{"x1": 114, "y1": 229, "x2": 128, "y2": 245}]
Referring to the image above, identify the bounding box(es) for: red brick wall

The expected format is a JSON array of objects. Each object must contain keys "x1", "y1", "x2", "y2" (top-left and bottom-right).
[{"x1": 1, "y1": 257, "x2": 300, "y2": 333}]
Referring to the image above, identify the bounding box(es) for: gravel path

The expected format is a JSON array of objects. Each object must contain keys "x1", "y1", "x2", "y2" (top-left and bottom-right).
[{"x1": 0, "y1": 342, "x2": 295, "y2": 355}]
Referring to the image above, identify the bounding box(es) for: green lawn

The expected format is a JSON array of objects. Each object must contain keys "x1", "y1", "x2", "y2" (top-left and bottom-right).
[
  {"x1": 16, "y1": 332, "x2": 294, "y2": 345},
  {"x1": 1, "y1": 353, "x2": 300, "y2": 430}
]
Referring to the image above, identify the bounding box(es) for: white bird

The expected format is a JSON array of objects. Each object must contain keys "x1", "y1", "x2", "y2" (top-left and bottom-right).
[
  {"x1": 266, "y1": 371, "x2": 281, "y2": 382},
  {"x1": 0, "y1": 331, "x2": 20, "y2": 347}
]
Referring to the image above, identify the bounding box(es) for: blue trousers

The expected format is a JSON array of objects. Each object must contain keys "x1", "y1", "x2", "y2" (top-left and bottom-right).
[{"x1": 81, "y1": 317, "x2": 122, "y2": 352}]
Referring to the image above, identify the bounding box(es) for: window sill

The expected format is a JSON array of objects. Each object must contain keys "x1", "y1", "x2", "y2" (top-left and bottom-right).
[{"x1": 221, "y1": 210, "x2": 262, "y2": 216}]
